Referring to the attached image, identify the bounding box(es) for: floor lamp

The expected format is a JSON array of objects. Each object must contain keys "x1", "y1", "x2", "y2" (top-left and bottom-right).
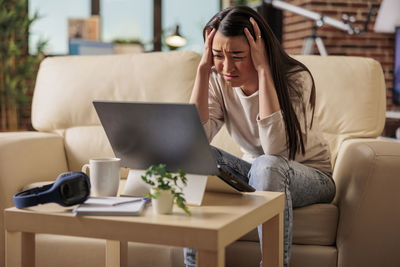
[
  {"x1": 263, "y1": 0, "x2": 373, "y2": 56},
  {"x1": 374, "y1": 0, "x2": 400, "y2": 34}
]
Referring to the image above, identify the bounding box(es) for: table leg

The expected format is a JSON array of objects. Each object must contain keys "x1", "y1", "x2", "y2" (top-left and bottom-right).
[
  {"x1": 106, "y1": 240, "x2": 128, "y2": 267},
  {"x1": 197, "y1": 248, "x2": 224, "y2": 267},
  {"x1": 6, "y1": 231, "x2": 35, "y2": 267},
  {"x1": 262, "y1": 212, "x2": 283, "y2": 267}
]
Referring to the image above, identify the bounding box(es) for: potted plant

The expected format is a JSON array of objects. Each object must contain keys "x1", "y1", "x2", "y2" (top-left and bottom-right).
[
  {"x1": 0, "y1": 0, "x2": 46, "y2": 131},
  {"x1": 141, "y1": 164, "x2": 191, "y2": 215},
  {"x1": 112, "y1": 38, "x2": 144, "y2": 54}
]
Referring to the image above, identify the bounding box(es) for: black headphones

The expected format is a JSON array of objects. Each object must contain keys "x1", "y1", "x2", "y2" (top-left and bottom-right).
[{"x1": 13, "y1": 172, "x2": 91, "y2": 208}]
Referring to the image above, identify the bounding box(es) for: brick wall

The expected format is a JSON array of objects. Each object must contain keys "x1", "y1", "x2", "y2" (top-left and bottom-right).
[{"x1": 282, "y1": 0, "x2": 399, "y2": 111}]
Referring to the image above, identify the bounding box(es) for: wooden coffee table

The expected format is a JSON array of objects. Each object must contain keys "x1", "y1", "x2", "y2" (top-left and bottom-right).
[{"x1": 5, "y1": 191, "x2": 284, "y2": 267}]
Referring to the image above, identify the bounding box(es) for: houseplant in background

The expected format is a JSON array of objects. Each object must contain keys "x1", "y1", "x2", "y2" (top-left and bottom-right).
[
  {"x1": 112, "y1": 38, "x2": 144, "y2": 54},
  {"x1": 0, "y1": 0, "x2": 46, "y2": 131},
  {"x1": 141, "y1": 164, "x2": 191, "y2": 215}
]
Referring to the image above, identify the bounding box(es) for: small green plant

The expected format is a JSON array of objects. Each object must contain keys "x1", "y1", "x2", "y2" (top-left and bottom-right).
[
  {"x1": 141, "y1": 164, "x2": 191, "y2": 216},
  {"x1": 0, "y1": 0, "x2": 47, "y2": 130},
  {"x1": 112, "y1": 38, "x2": 143, "y2": 45}
]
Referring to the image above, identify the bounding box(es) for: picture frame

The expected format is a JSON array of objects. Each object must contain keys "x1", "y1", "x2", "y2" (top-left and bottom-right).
[
  {"x1": 394, "y1": 26, "x2": 400, "y2": 104},
  {"x1": 68, "y1": 15, "x2": 100, "y2": 41}
]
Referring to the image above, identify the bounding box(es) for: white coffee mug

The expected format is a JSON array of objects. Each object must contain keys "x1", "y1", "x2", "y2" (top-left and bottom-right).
[{"x1": 82, "y1": 158, "x2": 121, "y2": 197}]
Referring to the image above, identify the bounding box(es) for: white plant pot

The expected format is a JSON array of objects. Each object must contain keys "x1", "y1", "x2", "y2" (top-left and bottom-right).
[{"x1": 151, "y1": 188, "x2": 174, "y2": 214}]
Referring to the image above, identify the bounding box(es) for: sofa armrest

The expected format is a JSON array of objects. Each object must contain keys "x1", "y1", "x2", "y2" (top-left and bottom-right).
[
  {"x1": 333, "y1": 138, "x2": 400, "y2": 267},
  {"x1": 0, "y1": 131, "x2": 68, "y2": 208},
  {"x1": 0, "y1": 131, "x2": 69, "y2": 267}
]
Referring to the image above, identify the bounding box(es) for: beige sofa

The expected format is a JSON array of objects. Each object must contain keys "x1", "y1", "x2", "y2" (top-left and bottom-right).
[{"x1": 1, "y1": 50, "x2": 400, "y2": 267}]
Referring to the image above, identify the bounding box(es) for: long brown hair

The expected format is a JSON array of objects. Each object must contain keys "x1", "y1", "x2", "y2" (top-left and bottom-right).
[{"x1": 204, "y1": 6, "x2": 316, "y2": 160}]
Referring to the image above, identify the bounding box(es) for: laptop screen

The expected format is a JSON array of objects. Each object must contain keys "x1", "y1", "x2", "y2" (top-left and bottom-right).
[{"x1": 93, "y1": 101, "x2": 219, "y2": 175}]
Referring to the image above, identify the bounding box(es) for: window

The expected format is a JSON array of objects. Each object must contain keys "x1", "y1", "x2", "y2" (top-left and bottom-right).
[
  {"x1": 29, "y1": 0, "x2": 220, "y2": 54},
  {"x1": 163, "y1": 0, "x2": 220, "y2": 52},
  {"x1": 29, "y1": 0, "x2": 90, "y2": 55},
  {"x1": 101, "y1": 0, "x2": 153, "y2": 50}
]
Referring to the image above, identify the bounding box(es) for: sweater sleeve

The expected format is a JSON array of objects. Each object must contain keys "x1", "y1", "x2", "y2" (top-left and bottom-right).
[
  {"x1": 257, "y1": 110, "x2": 288, "y2": 156},
  {"x1": 203, "y1": 70, "x2": 225, "y2": 143},
  {"x1": 256, "y1": 70, "x2": 313, "y2": 157}
]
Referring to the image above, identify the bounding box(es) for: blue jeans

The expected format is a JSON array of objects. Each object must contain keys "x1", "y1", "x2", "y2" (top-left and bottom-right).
[{"x1": 184, "y1": 147, "x2": 336, "y2": 267}]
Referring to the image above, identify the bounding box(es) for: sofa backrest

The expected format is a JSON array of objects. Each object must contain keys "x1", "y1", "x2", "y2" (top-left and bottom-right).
[
  {"x1": 32, "y1": 51, "x2": 201, "y2": 170},
  {"x1": 32, "y1": 51, "x2": 386, "y2": 171},
  {"x1": 293, "y1": 55, "x2": 386, "y2": 165},
  {"x1": 32, "y1": 51, "x2": 200, "y2": 130}
]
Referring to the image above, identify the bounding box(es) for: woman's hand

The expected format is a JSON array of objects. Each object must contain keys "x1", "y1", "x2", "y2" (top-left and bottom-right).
[
  {"x1": 190, "y1": 27, "x2": 216, "y2": 122},
  {"x1": 199, "y1": 27, "x2": 217, "y2": 72},
  {"x1": 244, "y1": 17, "x2": 270, "y2": 74},
  {"x1": 245, "y1": 17, "x2": 280, "y2": 118}
]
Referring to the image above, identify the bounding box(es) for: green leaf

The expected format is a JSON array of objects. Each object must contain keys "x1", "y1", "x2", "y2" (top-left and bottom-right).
[
  {"x1": 143, "y1": 190, "x2": 160, "y2": 199},
  {"x1": 153, "y1": 191, "x2": 160, "y2": 199},
  {"x1": 141, "y1": 164, "x2": 191, "y2": 215},
  {"x1": 0, "y1": 0, "x2": 46, "y2": 128}
]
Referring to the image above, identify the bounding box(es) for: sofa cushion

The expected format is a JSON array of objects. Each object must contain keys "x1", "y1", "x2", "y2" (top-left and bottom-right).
[
  {"x1": 211, "y1": 125, "x2": 242, "y2": 158},
  {"x1": 292, "y1": 203, "x2": 338, "y2": 245},
  {"x1": 32, "y1": 50, "x2": 201, "y2": 132},
  {"x1": 63, "y1": 125, "x2": 114, "y2": 171},
  {"x1": 222, "y1": 242, "x2": 338, "y2": 267},
  {"x1": 293, "y1": 56, "x2": 386, "y2": 166},
  {"x1": 290, "y1": 244, "x2": 337, "y2": 267},
  {"x1": 239, "y1": 203, "x2": 338, "y2": 246}
]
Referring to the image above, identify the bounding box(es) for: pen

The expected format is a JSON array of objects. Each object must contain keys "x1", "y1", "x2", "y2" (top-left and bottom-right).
[{"x1": 112, "y1": 198, "x2": 146, "y2": 206}]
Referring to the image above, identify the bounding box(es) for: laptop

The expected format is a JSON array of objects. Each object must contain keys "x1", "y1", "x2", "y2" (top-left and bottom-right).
[{"x1": 93, "y1": 101, "x2": 255, "y2": 193}]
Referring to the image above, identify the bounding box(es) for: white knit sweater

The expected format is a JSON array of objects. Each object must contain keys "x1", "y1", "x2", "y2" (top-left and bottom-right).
[{"x1": 203, "y1": 67, "x2": 332, "y2": 173}]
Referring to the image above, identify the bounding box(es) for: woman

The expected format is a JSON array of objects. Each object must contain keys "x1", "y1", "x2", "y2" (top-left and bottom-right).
[{"x1": 184, "y1": 6, "x2": 335, "y2": 267}]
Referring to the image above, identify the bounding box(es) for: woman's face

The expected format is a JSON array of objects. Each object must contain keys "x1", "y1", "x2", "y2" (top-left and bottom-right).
[{"x1": 212, "y1": 31, "x2": 258, "y2": 92}]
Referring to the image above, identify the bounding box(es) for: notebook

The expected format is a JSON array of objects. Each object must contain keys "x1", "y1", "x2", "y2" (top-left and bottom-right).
[
  {"x1": 93, "y1": 101, "x2": 255, "y2": 193},
  {"x1": 73, "y1": 197, "x2": 148, "y2": 216}
]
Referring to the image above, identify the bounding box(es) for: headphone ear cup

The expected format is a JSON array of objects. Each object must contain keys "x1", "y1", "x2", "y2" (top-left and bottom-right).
[
  {"x1": 76, "y1": 171, "x2": 89, "y2": 178},
  {"x1": 57, "y1": 172, "x2": 74, "y2": 180}
]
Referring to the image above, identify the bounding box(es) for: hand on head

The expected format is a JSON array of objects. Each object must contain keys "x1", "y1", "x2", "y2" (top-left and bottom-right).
[
  {"x1": 199, "y1": 27, "x2": 217, "y2": 71},
  {"x1": 244, "y1": 17, "x2": 270, "y2": 73},
  {"x1": 199, "y1": 11, "x2": 271, "y2": 79}
]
